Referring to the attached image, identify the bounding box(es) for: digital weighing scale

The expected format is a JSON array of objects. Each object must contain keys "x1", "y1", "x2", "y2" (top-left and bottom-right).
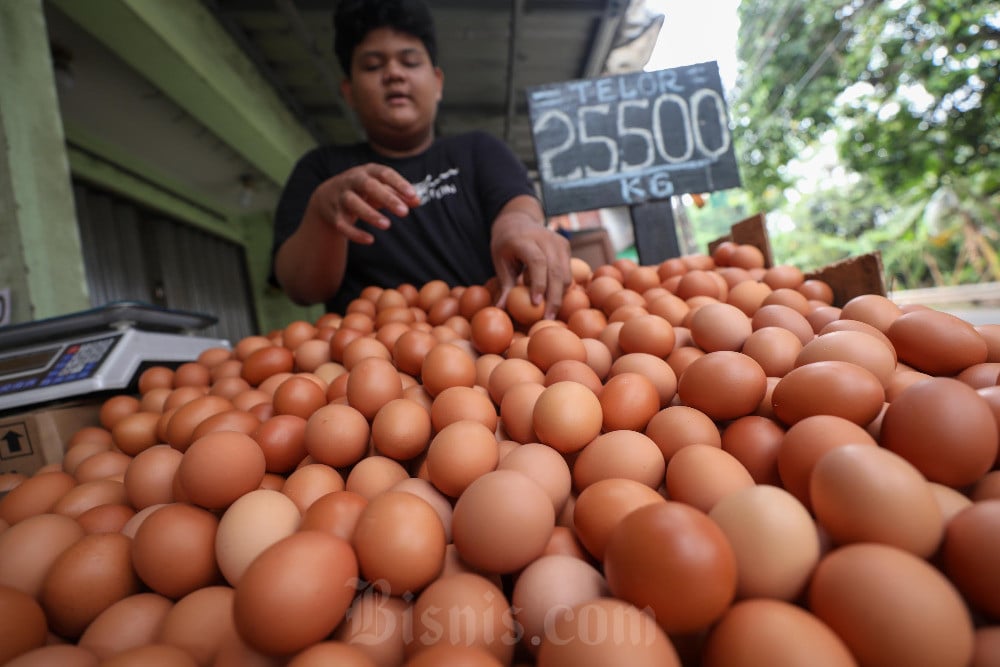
[{"x1": 0, "y1": 302, "x2": 232, "y2": 413}]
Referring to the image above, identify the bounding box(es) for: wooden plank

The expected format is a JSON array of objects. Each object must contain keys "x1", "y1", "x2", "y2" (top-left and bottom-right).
[
  {"x1": 889, "y1": 281, "x2": 1000, "y2": 307},
  {"x1": 805, "y1": 251, "x2": 886, "y2": 307}
]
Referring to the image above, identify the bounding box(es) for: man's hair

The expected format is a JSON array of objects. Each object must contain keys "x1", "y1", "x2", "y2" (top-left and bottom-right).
[{"x1": 333, "y1": 0, "x2": 438, "y2": 75}]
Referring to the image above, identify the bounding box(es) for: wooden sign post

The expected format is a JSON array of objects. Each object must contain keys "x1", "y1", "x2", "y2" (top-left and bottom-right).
[{"x1": 527, "y1": 61, "x2": 741, "y2": 264}]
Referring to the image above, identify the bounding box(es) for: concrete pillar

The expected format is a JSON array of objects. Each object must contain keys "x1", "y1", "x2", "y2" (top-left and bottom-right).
[{"x1": 0, "y1": 0, "x2": 89, "y2": 324}]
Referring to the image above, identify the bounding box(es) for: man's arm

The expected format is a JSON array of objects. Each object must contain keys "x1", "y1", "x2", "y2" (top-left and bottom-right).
[{"x1": 274, "y1": 163, "x2": 421, "y2": 306}]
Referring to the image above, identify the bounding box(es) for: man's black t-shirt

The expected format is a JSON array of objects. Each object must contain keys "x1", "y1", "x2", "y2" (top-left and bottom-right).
[{"x1": 271, "y1": 131, "x2": 536, "y2": 314}]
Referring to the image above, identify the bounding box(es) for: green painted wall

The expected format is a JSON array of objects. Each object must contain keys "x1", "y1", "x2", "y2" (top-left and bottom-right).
[
  {"x1": 0, "y1": 0, "x2": 321, "y2": 333},
  {"x1": 0, "y1": 0, "x2": 90, "y2": 323},
  {"x1": 50, "y1": 0, "x2": 316, "y2": 188}
]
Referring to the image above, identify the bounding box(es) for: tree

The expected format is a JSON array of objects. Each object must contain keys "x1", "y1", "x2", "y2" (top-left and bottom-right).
[{"x1": 731, "y1": 0, "x2": 999, "y2": 287}]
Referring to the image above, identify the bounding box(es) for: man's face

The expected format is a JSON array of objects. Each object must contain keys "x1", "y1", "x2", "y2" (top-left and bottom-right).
[{"x1": 342, "y1": 27, "x2": 443, "y2": 151}]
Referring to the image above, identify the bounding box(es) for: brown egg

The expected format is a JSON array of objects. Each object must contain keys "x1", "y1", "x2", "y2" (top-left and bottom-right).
[
  {"x1": 452, "y1": 470, "x2": 554, "y2": 574},
  {"x1": 352, "y1": 491, "x2": 446, "y2": 596},
  {"x1": 282, "y1": 463, "x2": 345, "y2": 513},
  {"x1": 497, "y1": 381, "x2": 544, "y2": 444},
  {"x1": 720, "y1": 415, "x2": 785, "y2": 485},
  {"x1": 2, "y1": 645, "x2": 99, "y2": 666},
  {"x1": 333, "y1": 592, "x2": 409, "y2": 666},
  {"x1": 99, "y1": 395, "x2": 141, "y2": 431},
  {"x1": 241, "y1": 345, "x2": 295, "y2": 387},
  {"x1": 665, "y1": 443, "x2": 755, "y2": 512},
  {"x1": 163, "y1": 395, "x2": 234, "y2": 452},
  {"x1": 512, "y1": 554, "x2": 609, "y2": 655},
  {"x1": 566, "y1": 308, "x2": 608, "y2": 339},
  {"x1": 677, "y1": 351, "x2": 768, "y2": 421},
  {"x1": 40, "y1": 532, "x2": 140, "y2": 638},
  {"x1": 345, "y1": 456, "x2": 411, "y2": 500},
  {"x1": 741, "y1": 326, "x2": 804, "y2": 378},
  {"x1": 777, "y1": 415, "x2": 878, "y2": 508},
  {"x1": 303, "y1": 404, "x2": 370, "y2": 468},
  {"x1": 420, "y1": 342, "x2": 477, "y2": 397},
  {"x1": 406, "y1": 573, "x2": 515, "y2": 664},
  {"x1": 599, "y1": 371, "x2": 660, "y2": 432},
  {"x1": 120, "y1": 503, "x2": 166, "y2": 539},
  {"x1": 647, "y1": 291, "x2": 691, "y2": 326},
  {"x1": 0, "y1": 513, "x2": 83, "y2": 596},
  {"x1": 644, "y1": 404, "x2": 722, "y2": 463},
  {"x1": 233, "y1": 531, "x2": 358, "y2": 656},
  {"x1": 425, "y1": 420, "x2": 499, "y2": 498},
  {"x1": 839, "y1": 293, "x2": 904, "y2": 333},
  {"x1": 762, "y1": 287, "x2": 812, "y2": 316},
  {"x1": 666, "y1": 344, "x2": 705, "y2": 378},
  {"x1": 504, "y1": 285, "x2": 545, "y2": 327},
  {"x1": 797, "y1": 329, "x2": 897, "y2": 389},
  {"x1": 292, "y1": 338, "x2": 332, "y2": 373},
  {"x1": 572, "y1": 478, "x2": 666, "y2": 561},
  {"x1": 271, "y1": 375, "x2": 327, "y2": 419},
  {"x1": 557, "y1": 284, "x2": 590, "y2": 321},
  {"x1": 77, "y1": 593, "x2": 173, "y2": 661},
  {"x1": 487, "y1": 357, "x2": 545, "y2": 404},
  {"x1": 177, "y1": 431, "x2": 266, "y2": 510},
  {"x1": 157, "y1": 585, "x2": 238, "y2": 665},
  {"x1": 608, "y1": 355, "x2": 676, "y2": 411},
  {"x1": 690, "y1": 302, "x2": 753, "y2": 352},
  {"x1": 958, "y1": 362, "x2": 1000, "y2": 389},
  {"x1": 430, "y1": 385, "x2": 497, "y2": 432},
  {"x1": 0, "y1": 584, "x2": 48, "y2": 663},
  {"x1": 300, "y1": 490, "x2": 368, "y2": 542},
  {"x1": 497, "y1": 441, "x2": 572, "y2": 514},
  {"x1": 574, "y1": 430, "x2": 665, "y2": 492},
  {"x1": 469, "y1": 306, "x2": 514, "y2": 355},
  {"x1": 138, "y1": 366, "x2": 175, "y2": 394},
  {"x1": 709, "y1": 485, "x2": 820, "y2": 603},
  {"x1": 171, "y1": 362, "x2": 210, "y2": 388},
  {"x1": 772, "y1": 360, "x2": 885, "y2": 427},
  {"x1": 809, "y1": 543, "x2": 974, "y2": 667},
  {"x1": 811, "y1": 444, "x2": 944, "y2": 557},
  {"x1": 74, "y1": 449, "x2": 131, "y2": 483},
  {"x1": 536, "y1": 597, "x2": 680, "y2": 666},
  {"x1": 288, "y1": 641, "x2": 378, "y2": 667},
  {"x1": 532, "y1": 381, "x2": 604, "y2": 454},
  {"x1": 51, "y1": 479, "x2": 126, "y2": 519},
  {"x1": 703, "y1": 599, "x2": 855, "y2": 667},
  {"x1": 807, "y1": 305, "x2": 843, "y2": 334},
  {"x1": 888, "y1": 308, "x2": 988, "y2": 376},
  {"x1": 253, "y1": 414, "x2": 309, "y2": 473},
  {"x1": 131, "y1": 503, "x2": 221, "y2": 599},
  {"x1": 942, "y1": 500, "x2": 1000, "y2": 620},
  {"x1": 604, "y1": 501, "x2": 737, "y2": 634},
  {"x1": 881, "y1": 377, "x2": 998, "y2": 488},
  {"x1": 343, "y1": 356, "x2": 403, "y2": 420},
  {"x1": 0, "y1": 472, "x2": 77, "y2": 525},
  {"x1": 526, "y1": 325, "x2": 586, "y2": 373},
  {"x1": 61, "y1": 439, "x2": 112, "y2": 477},
  {"x1": 75, "y1": 504, "x2": 134, "y2": 534},
  {"x1": 372, "y1": 398, "x2": 432, "y2": 460},
  {"x1": 216, "y1": 489, "x2": 301, "y2": 587},
  {"x1": 751, "y1": 304, "x2": 815, "y2": 346}
]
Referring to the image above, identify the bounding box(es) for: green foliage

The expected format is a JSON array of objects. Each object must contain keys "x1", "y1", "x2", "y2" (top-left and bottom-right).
[{"x1": 730, "y1": 0, "x2": 1000, "y2": 286}]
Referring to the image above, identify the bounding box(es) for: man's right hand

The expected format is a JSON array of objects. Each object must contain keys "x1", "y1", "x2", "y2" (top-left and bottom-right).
[{"x1": 308, "y1": 163, "x2": 422, "y2": 244}]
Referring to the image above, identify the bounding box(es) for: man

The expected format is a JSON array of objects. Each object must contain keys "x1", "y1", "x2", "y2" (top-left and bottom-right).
[{"x1": 271, "y1": 0, "x2": 571, "y2": 318}]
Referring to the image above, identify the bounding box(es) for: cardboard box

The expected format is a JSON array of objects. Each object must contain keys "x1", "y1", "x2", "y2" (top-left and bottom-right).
[{"x1": 0, "y1": 402, "x2": 102, "y2": 476}]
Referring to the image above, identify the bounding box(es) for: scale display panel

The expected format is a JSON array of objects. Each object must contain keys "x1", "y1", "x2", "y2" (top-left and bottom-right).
[{"x1": 0, "y1": 302, "x2": 232, "y2": 412}]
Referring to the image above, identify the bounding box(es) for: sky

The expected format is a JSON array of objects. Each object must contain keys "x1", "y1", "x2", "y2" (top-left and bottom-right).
[{"x1": 642, "y1": 0, "x2": 742, "y2": 93}]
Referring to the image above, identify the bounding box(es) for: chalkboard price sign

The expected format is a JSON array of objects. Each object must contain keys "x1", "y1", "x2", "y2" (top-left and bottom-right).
[{"x1": 526, "y1": 61, "x2": 741, "y2": 216}]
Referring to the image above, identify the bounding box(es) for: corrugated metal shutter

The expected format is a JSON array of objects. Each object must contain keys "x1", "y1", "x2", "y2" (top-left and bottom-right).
[{"x1": 72, "y1": 181, "x2": 256, "y2": 343}]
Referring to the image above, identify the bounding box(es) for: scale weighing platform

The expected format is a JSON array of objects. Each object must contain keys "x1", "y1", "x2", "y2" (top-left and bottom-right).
[{"x1": 0, "y1": 302, "x2": 232, "y2": 413}]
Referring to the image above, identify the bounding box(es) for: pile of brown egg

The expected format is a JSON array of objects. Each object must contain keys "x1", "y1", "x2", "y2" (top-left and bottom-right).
[{"x1": 1, "y1": 241, "x2": 999, "y2": 667}]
